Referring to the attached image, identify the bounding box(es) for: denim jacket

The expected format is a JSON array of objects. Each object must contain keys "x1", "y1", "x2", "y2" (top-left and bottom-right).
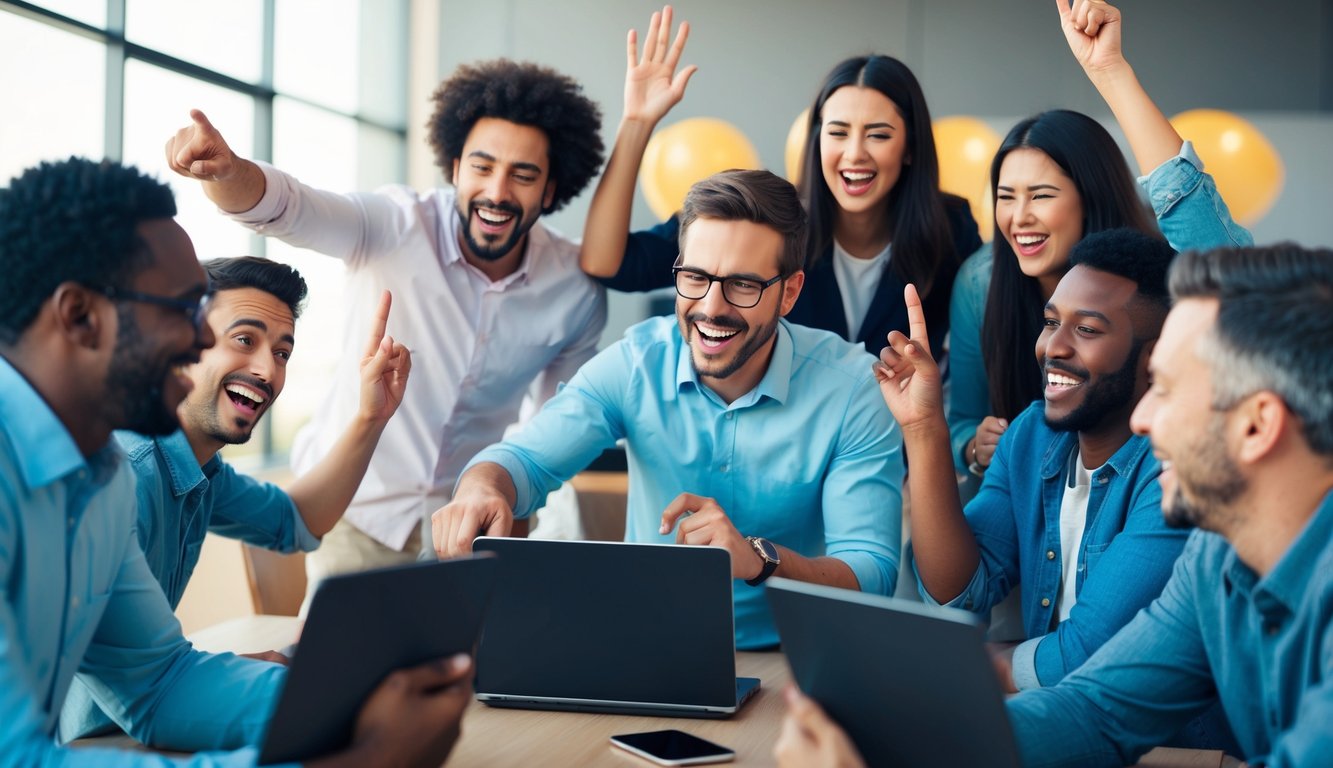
[
  {"x1": 946, "y1": 141, "x2": 1255, "y2": 473},
  {"x1": 914, "y1": 401, "x2": 1190, "y2": 688}
]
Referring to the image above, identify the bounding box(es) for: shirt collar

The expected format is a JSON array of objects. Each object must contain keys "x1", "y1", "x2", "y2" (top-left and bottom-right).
[
  {"x1": 0, "y1": 355, "x2": 116, "y2": 489},
  {"x1": 1040, "y1": 423, "x2": 1151, "y2": 480},
  {"x1": 1250, "y1": 488, "x2": 1333, "y2": 612},
  {"x1": 672, "y1": 320, "x2": 794, "y2": 408},
  {"x1": 158, "y1": 429, "x2": 212, "y2": 498}
]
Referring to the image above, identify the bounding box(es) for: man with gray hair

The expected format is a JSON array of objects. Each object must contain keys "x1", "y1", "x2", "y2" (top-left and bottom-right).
[{"x1": 432, "y1": 169, "x2": 904, "y2": 650}]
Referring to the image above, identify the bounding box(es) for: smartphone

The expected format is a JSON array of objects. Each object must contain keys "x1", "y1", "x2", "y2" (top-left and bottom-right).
[{"x1": 609, "y1": 729, "x2": 735, "y2": 766}]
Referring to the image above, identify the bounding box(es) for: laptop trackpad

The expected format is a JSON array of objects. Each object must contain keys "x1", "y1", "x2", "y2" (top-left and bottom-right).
[{"x1": 736, "y1": 677, "x2": 761, "y2": 707}]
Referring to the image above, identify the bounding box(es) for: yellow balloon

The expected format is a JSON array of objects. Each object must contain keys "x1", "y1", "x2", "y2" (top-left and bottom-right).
[
  {"x1": 640, "y1": 117, "x2": 760, "y2": 220},
  {"x1": 1169, "y1": 109, "x2": 1284, "y2": 225},
  {"x1": 933, "y1": 116, "x2": 1002, "y2": 242},
  {"x1": 785, "y1": 108, "x2": 811, "y2": 186}
]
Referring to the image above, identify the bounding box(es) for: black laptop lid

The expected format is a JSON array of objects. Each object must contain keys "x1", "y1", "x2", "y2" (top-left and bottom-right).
[
  {"x1": 766, "y1": 578, "x2": 1021, "y2": 768},
  {"x1": 472, "y1": 538, "x2": 736, "y2": 707},
  {"x1": 258, "y1": 554, "x2": 499, "y2": 765}
]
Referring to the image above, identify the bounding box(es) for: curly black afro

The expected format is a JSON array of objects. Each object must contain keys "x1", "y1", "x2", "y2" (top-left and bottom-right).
[
  {"x1": 0, "y1": 157, "x2": 176, "y2": 345},
  {"x1": 427, "y1": 59, "x2": 604, "y2": 214}
]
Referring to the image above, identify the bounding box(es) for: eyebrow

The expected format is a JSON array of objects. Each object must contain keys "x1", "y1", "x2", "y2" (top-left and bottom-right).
[
  {"x1": 824, "y1": 120, "x2": 896, "y2": 131},
  {"x1": 467, "y1": 150, "x2": 544, "y2": 175},
  {"x1": 997, "y1": 183, "x2": 1062, "y2": 193},
  {"x1": 226, "y1": 317, "x2": 296, "y2": 346},
  {"x1": 680, "y1": 265, "x2": 768, "y2": 282},
  {"x1": 1044, "y1": 303, "x2": 1112, "y2": 324}
]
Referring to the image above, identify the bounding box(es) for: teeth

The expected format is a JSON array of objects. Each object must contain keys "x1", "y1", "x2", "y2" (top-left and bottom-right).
[
  {"x1": 477, "y1": 209, "x2": 513, "y2": 224},
  {"x1": 1048, "y1": 373, "x2": 1080, "y2": 387},
  {"x1": 225, "y1": 384, "x2": 266, "y2": 405},
  {"x1": 842, "y1": 171, "x2": 873, "y2": 182},
  {"x1": 1016, "y1": 234, "x2": 1047, "y2": 245},
  {"x1": 697, "y1": 325, "x2": 739, "y2": 341}
]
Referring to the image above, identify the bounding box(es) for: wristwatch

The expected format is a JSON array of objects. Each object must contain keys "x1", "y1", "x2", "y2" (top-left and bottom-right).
[{"x1": 744, "y1": 536, "x2": 780, "y2": 586}]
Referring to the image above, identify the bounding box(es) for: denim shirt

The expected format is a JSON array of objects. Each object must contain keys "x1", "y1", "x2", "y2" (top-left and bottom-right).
[
  {"x1": 1007, "y1": 490, "x2": 1333, "y2": 768},
  {"x1": 914, "y1": 401, "x2": 1189, "y2": 688},
  {"x1": 946, "y1": 141, "x2": 1255, "y2": 473}
]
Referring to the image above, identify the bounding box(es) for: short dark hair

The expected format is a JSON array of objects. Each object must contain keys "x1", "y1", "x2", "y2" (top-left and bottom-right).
[
  {"x1": 427, "y1": 59, "x2": 604, "y2": 214},
  {"x1": 203, "y1": 257, "x2": 308, "y2": 320},
  {"x1": 0, "y1": 157, "x2": 176, "y2": 345},
  {"x1": 1170, "y1": 244, "x2": 1333, "y2": 456},
  {"x1": 1069, "y1": 227, "x2": 1175, "y2": 315},
  {"x1": 679, "y1": 170, "x2": 808, "y2": 277}
]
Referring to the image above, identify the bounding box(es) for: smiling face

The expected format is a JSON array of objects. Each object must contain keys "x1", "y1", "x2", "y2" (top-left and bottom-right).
[
  {"x1": 178, "y1": 287, "x2": 294, "y2": 448},
  {"x1": 103, "y1": 219, "x2": 215, "y2": 436},
  {"x1": 451, "y1": 117, "x2": 555, "y2": 270},
  {"x1": 996, "y1": 148, "x2": 1084, "y2": 296},
  {"x1": 1131, "y1": 298, "x2": 1245, "y2": 530},
  {"x1": 818, "y1": 86, "x2": 909, "y2": 223},
  {"x1": 676, "y1": 217, "x2": 802, "y2": 403},
  {"x1": 1037, "y1": 265, "x2": 1146, "y2": 434}
]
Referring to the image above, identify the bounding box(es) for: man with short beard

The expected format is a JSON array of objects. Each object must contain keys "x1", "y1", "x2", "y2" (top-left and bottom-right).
[
  {"x1": 58, "y1": 256, "x2": 411, "y2": 742},
  {"x1": 0, "y1": 158, "x2": 468, "y2": 767},
  {"x1": 876, "y1": 228, "x2": 1192, "y2": 694},
  {"x1": 164, "y1": 58, "x2": 608, "y2": 596},
  {"x1": 433, "y1": 170, "x2": 903, "y2": 649}
]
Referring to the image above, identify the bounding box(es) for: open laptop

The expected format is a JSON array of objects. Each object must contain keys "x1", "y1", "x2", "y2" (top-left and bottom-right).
[
  {"x1": 257, "y1": 554, "x2": 499, "y2": 765},
  {"x1": 766, "y1": 578, "x2": 1021, "y2": 768},
  {"x1": 471, "y1": 537, "x2": 760, "y2": 718}
]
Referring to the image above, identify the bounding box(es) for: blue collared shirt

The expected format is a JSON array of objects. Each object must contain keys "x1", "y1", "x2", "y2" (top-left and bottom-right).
[
  {"x1": 59, "y1": 429, "x2": 317, "y2": 742},
  {"x1": 1007, "y1": 491, "x2": 1333, "y2": 767},
  {"x1": 0, "y1": 357, "x2": 287, "y2": 766},
  {"x1": 914, "y1": 401, "x2": 1189, "y2": 688},
  {"x1": 466, "y1": 316, "x2": 904, "y2": 649}
]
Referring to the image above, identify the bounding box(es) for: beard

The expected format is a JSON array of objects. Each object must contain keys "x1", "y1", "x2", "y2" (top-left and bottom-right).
[
  {"x1": 1044, "y1": 339, "x2": 1143, "y2": 433},
  {"x1": 456, "y1": 197, "x2": 537, "y2": 262},
  {"x1": 181, "y1": 372, "x2": 273, "y2": 446},
  {"x1": 1163, "y1": 412, "x2": 1246, "y2": 530},
  {"x1": 105, "y1": 306, "x2": 182, "y2": 436},
  {"x1": 680, "y1": 306, "x2": 781, "y2": 382}
]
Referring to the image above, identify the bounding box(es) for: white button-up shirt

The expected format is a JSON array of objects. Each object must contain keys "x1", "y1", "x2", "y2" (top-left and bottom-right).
[{"x1": 230, "y1": 163, "x2": 607, "y2": 549}]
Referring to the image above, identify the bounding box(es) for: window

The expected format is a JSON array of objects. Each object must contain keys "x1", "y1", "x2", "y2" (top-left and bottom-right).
[{"x1": 1, "y1": 0, "x2": 409, "y2": 465}]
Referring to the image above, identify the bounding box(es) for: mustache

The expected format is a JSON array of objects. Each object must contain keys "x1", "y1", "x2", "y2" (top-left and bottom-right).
[
  {"x1": 1044, "y1": 360, "x2": 1088, "y2": 379},
  {"x1": 222, "y1": 373, "x2": 273, "y2": 400},
  {"x1": 685, "y1": 312, "x2": 747, "y2": 332},
  {"x1": 470, "y1": 198, "x2": 523, "y2": 217}
]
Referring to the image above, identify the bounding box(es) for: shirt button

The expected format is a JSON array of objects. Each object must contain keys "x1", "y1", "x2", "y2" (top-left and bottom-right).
[
  {"x1": 1046, "y1": 550, "x2": 1056, "y2": 560},
  {"x1": 725, "y1": 413, "x2": 734, "y2": 420},
  {"x1": 719, "y1": 464, "x2": 729, "y2": 473},
  {"x1": 1097, "y1": 475, "x2": 1108, "y2": 484},
  {"x1": 1040, "y1": 597, "x2": 1051, "y2": 608},
  {"x1": 71, "y1": 596, "x2": 81, "y2": 609}
]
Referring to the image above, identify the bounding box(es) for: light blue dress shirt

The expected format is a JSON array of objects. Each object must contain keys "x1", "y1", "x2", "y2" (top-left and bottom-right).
[
  {"x1": 60, "y1": 429, "x2": 318, "y2": 742},
  {"x1": 466, "y1": 316, "x2": 904, "y2": 649},
  {"x1": 0, "y1": 357, "x2": 288, "y2": 766},
  {"x1": 947, "y1": 141, "x2": 1256, "y2": 473},
  {"x1": 1007, "y1": 491, "x2": 1333, "y2": 767}
]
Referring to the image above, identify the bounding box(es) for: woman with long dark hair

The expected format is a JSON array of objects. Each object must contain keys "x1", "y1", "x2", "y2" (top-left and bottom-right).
[{"x1": 581, "y1": 7, "x2": 980, "y2": 356}]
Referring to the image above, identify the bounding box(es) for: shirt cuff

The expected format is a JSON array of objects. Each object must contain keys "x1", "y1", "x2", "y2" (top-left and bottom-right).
[
  {"x1": 1010, "y1": 635, "x2": 1042, "y2": 691},
  {"x1": 460, "y1": 448, "x2": 535, "y2": 519},
  {"x1": 224, "y1": 161, "x2": 287, "y2": 224},
  {"x1": 290, "y1": 499, "x2": 322, "y2": 552},
  {"x1": 828, "y1": 549, "x2": 896, "y2": 596},
  {"x1": 1137, "y1": 140, "x2": 1204, "y2": 218}
]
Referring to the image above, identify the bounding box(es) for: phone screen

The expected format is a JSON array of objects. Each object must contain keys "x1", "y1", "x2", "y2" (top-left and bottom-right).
[{"x1": 610, "y1": 729, "x2": 735, "y2": 765}]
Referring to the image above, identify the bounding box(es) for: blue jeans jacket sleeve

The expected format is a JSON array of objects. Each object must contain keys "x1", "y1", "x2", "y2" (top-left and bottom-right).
[
  {"x1": 1140, "y1": 141, "x2": 1254, "y2": 252},
  {"x1": 208, "y1": 462, "x2": 319, "y2": 553},
  {"x1": 946, "y1": 245, "x2": 994, "y2": 474}
]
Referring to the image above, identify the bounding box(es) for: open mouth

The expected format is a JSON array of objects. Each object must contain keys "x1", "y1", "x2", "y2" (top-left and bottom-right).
[
  {"x1": 473, "y1": 205, "x2": 518, "y2": 235},
  {"x1": 839, "y1": 169, "x2": 876, "y2": 195},
  {"x1": 223, "y1": 382, "x2": 268, "y2": 418},
  {"x1": 694, "y1": 322, "x2": 741, "y2": 351},
  {"x1": 1044, "y1": 369, "x2": 1085, "y2": 401},
  {"x1": 1012, "y1": 233, "x2": 1049, "y2": 257}
]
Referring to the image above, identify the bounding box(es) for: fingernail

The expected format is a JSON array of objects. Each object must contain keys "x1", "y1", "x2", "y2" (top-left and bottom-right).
[{"x1": 449, "y1": 653, "x2": 471, "y2": 671}]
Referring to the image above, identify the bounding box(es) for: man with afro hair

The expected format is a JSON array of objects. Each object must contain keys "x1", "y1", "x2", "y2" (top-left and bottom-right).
[{"x1": 165, "y1": 58, "x2": 608, "y2": 589}]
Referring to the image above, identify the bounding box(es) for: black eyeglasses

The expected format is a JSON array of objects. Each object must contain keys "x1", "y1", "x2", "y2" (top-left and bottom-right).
[
  {"x1": 95, "y1": 283, "x2": 214, "y2": 334},
  {"x1": 672, "y1": 262, "x2": 785, "y2": 309}
]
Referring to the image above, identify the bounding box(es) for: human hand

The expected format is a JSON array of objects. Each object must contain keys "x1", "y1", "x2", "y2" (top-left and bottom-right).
[
  {"x1": 344, "y1": 654, "x2": 473, "y2": 768},
  {"x1": 358, "y1": 290, "x2": 412, "y2": 425},
  {"x1": 774, "y1": 685, "x2": 868, "y2": 768},
  {"x1": 873, "y1": 284, "x2": 945, "y2": 434},
  {"x1": 972, "y1": 416, "x2": 1009, "y2": 469},
  {"x1": 1057, "y1": 0, "x2": 1125, "y2": 75},
  {"x1": 431, "y1": 491, "x2": 513, "y2": 558},
  {"x1": 240, "y1": 650, "x2": 290, "y2": 666},
  {"x1": 623, "y1": 5, "x2": 697, "y2": 126},
  {"x1": 164, "y1": 109, "x2": 243, "y2": 182},
  {"x1": 659, "y1": 492, "x2": 758, "y2": 580},
  {"x1": 986, "y1": 641, "x2": 1020, "y2": 694}
]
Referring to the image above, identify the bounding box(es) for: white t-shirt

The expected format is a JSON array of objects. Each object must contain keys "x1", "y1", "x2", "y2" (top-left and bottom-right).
[
  {"x1": 1056, "y1": 448, "x2": 1095, "y2": 622},
  {"x1": 831, "y1": 239, "x2": 890, "y2": 341}
]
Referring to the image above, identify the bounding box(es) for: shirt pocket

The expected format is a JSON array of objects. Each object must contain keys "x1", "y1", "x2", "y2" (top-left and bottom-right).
[{"x1": 1082, "y1": 542, "x2": 1110, "y2": 585}]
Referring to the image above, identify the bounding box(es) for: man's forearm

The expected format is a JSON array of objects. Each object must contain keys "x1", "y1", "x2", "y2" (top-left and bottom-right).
[
  {"x1": 767, "y1": 549, "x2": 861, "y2": 591},
  {"x1": 902, "y1": 418, "x2": 982, "y2": 603},
  {"x1": 285, "y1": 415, "x2": 388, "y2": 538}
]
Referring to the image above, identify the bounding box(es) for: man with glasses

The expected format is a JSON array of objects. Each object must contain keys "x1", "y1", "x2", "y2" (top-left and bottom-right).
[
  {"x1": 0, "y1": 158, "x2": 468, "y2": 766},
  {"x1": 433, "y1": 170, "x2": 903, "y2": 649}
]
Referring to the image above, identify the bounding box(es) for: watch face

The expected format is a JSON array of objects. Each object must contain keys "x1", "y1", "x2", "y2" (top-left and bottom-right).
[{"x1": 753, "y1": 537, "x2": 779, "y2": 562}]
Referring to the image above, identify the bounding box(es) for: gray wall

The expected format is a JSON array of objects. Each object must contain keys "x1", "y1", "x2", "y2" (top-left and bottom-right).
[{"x1": 428, "y1": 0, "x2": 1333, "y2": 341}]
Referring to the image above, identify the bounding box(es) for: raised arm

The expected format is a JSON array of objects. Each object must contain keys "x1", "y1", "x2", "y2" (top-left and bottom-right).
[
  {"x1": 285, "y1": 290, "x2": 411, "y2": 537},
  {"x1": 874, "y1": 285, "x2": 981, "y2": 602},
  {"x1": 581, "y1": 5, "x2": 696, "y2": 278},
  {"x1": 164, "y1": 109, "x2": 268, "y2": 214},
  {"x1": 1057, "y1": 0, "x2": 1180, "y2": 173}
]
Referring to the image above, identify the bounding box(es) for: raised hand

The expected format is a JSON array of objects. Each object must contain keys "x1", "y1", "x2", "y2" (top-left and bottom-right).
[
  {"x1": 164, "y1": 109, "x2": 242, "y2": 182},
  {"x1": 872, "y1": 284, "x2": 945, "y2": 433},
  {"x1": 358, "y1": 290, "x2": 412, "y2": 424},
  {"x1": 1057, "y1": 0, "x2": 1124, "y2": 74},
  {"x1": 659, "y1": 493, "x2": 758, "y2": 580},
  {"x1": 624, "y1": 5, "x2": 698, "y2": 126}
]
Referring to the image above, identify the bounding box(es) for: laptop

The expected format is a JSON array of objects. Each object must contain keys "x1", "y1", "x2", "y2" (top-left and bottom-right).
[
  {"x1": 766, "y1": 578, "x2": 1021, "y2": 768},
  {"x1": 257, "y1": 554, "x2": 499, "y2": 765},
  {"x1": 471, "y1": 537, "x2": 760, "y2": 718}
]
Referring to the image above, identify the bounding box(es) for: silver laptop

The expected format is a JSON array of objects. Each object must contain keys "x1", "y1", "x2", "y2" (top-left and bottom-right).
[
  {"x1": 472, "y1": 537, "x2": 760, "y2": 718},
  {"x1": 767, "y1": 578, "x2": 1021, "y2": 768}
]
